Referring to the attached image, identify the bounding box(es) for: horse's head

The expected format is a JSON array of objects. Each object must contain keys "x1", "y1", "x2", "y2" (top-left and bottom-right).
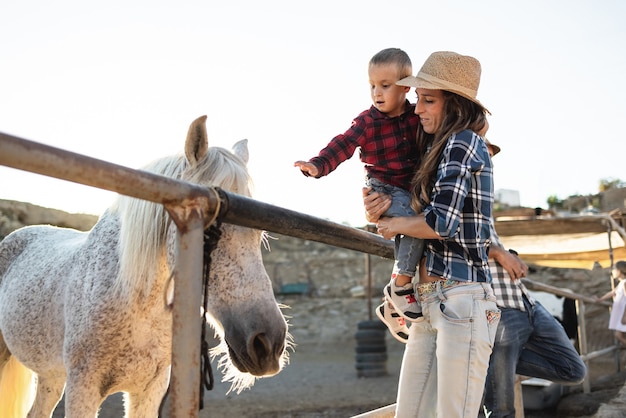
[{"x1": 177, "y1": 116, "x2": 291, "y2": 392}]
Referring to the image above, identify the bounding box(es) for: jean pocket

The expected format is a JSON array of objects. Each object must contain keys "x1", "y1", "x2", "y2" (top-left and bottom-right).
[
  {"x1": 485, "y1": 307, "x2": 501, "y2": 345},
  {"x1": 439, "y1": 294, "x2": 474, "y2": 323}
]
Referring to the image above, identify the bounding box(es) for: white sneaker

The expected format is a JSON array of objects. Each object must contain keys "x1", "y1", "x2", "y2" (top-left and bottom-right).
[
  {"x1": 375, "y1": 301, "x2": 409, "y2": 344},
  {"x1": 385, "y1": 277, "x2": 423, "y2": 322}
]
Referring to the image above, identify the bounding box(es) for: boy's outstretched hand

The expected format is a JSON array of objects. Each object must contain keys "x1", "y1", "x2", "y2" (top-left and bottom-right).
[{"x1": 294, "y1": 161, "x2": 319, "y2": 177}]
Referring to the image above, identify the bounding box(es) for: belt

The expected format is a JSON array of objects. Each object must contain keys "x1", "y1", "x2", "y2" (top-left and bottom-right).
[{"x1": 416, "y1": 279, "x2": 463, "y2": 295}]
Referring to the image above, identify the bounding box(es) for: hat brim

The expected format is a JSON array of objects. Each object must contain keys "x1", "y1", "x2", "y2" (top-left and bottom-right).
[
  {"x1": 485, "y1": 139, "x2": 501, "y2": 156},
  {"x1": 489, "y1": 144, "x2": 500, "y2": 157},
  {"x1": 397, "y1": 74, "x2": 489, "y2": 114},
  {"x1": 396, "y1": 75, "x2": 420, "y2": 88}
]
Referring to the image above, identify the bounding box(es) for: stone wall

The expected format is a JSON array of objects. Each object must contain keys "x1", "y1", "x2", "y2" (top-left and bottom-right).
[
  {"x1": 262, "y1": 232, "x2": 394, "y2": 298},
  {"x1": 0, "y1": 200, "x2": 619, "y2": 353},
  {"x1": 265, "y1": 232, "x2": 617, "y2": 353}
]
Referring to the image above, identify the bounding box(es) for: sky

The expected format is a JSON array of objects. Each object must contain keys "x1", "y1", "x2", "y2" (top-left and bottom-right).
[{"x1": 1, "y1": 0, "x2": 625, "y2": 227}]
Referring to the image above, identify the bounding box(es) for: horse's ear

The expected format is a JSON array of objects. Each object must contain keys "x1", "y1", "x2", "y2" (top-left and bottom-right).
[
  {"x1": 232, "y1": 139, "x2": 249, "y2": 165},
  {"x1": 185, "y1": 115, "x2": 209, "y2": 166}
]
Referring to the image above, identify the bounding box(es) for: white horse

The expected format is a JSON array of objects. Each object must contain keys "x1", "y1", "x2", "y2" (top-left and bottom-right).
[{"x1": 0, "y1": 116, "x2": 290, "y2": 417}]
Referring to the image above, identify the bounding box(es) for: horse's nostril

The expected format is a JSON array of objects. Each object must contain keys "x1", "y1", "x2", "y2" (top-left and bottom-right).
[
  {"x1": 251, "y1": 333, "x2": 271, "y2": 359},
  {"x1": 276, "y1": 341, "x2": 286, "y2": 357}
]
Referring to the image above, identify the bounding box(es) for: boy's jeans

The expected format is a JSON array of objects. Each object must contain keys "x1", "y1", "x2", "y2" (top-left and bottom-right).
[
  {"x1": 367, "y1": 177, "x2": 423, "y2": 277},
  {"x1": 395, "y1": 282, "x2": 500, "y2": 418}
]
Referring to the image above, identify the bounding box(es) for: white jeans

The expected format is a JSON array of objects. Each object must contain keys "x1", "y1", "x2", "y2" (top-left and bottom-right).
[{"x1": 395, "y1": 282, "x2": 500, "y2": 418}]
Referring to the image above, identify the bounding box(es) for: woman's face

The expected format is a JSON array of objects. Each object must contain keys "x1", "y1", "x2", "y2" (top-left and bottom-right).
[{"x1": 415, "y1": 88, "x2": 445, "y2": 134}]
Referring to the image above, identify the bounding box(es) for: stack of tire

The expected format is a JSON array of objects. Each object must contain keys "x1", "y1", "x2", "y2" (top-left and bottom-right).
[{"x1": 354, "y1": 319, "x2": 387, "y2": 377}]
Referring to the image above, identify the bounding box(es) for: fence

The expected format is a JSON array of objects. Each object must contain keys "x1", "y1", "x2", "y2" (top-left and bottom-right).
[
  {"x1": 1, "y1": 131, "x2": 622, "y2": 417},
  {"x1": 0, "y1": 130, "x2": 394, "y2": 417}
]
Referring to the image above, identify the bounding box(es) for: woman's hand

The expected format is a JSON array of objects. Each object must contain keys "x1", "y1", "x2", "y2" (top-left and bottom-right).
[
  {"x1": 376, "y1": 217, "x2": 398, "y2": 240},
  {"x1": 362, "y1": 187, "x2": 392, "y2": 223}
]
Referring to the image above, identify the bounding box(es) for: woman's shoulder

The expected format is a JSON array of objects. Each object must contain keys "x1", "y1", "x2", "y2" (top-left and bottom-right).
[
  {"x1": 454, "y1": 129, "x2": 480, "y2": 141},
  {"x1": 447, "y1": 129, "x2": 486, "y2": 151},
  {"x1": 446, "y1": 130, "x2": 490, "y2": 165}
]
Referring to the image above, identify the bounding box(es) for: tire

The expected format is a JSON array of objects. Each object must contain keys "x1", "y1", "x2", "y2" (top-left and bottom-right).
[
  {"x1": 357, "y1": 320, "x2": 387, "y2": 331},
  {"x1": 355, "y1": 361, "x2": 388, "y2": 370},
  {"x1": 354, "y1": 329, "x2": 386, "y2": 342},
  {"x1": 355, "y1": 352, "x2": 388, "y2": 363},
  {"x1": 355, "y1": 344, "x2": 386, "y2": 354}
]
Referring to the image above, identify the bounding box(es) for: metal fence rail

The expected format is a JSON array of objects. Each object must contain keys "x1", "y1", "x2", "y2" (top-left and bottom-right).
[
  {"x1": 0, "y1": 130, "x2": 394, "y2": 417},
  {"x1": 0, "y1": 131, "x2": 394, "y2": 258}
]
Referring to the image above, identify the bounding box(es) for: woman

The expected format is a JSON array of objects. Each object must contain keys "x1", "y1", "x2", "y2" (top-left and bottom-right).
[
  {"x1": 597, "y1": 260, "x2": 626, "y2": 346},
  {"x1": 364, "y1": 51, "x2": 500, "y2": 417}
]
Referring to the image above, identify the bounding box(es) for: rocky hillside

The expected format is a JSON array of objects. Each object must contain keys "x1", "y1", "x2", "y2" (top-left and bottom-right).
[{"x1": 0, "y1": 199, "x2": 98, "y2": 239}]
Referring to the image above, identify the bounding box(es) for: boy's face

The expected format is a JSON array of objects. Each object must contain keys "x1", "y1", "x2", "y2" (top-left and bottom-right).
[{"x1": 368, "y1": 64, "x2": 410, "y2": 118}]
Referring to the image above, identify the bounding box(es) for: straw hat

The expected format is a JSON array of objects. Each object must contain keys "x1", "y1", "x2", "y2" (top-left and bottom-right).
[
  {"x1": 397, "y1": 51, "x2": 487, "y2": 111},
  {"x1": 485, "y1": 139, "x2": 501, "y2": 156}
]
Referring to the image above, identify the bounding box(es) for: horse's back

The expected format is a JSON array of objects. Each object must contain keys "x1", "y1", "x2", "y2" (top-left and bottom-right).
[{"x1": 0, "y1": 224, "x2": 87, "y2": 281}]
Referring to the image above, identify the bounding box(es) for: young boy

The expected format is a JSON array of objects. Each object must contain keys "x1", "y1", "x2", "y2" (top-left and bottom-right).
[{"x1": 294, "y1": 48, "x2": 424, "y2": 340}]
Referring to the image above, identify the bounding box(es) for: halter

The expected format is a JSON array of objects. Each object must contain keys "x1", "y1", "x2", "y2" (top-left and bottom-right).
[{"x1": 199, "y1": 216, "x2": 222, "y2": 409}]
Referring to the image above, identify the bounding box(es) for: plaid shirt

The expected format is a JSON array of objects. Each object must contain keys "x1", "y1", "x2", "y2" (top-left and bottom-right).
[
  {"x1": 307, "y1": 101, "x2": 419, "y2": 189},
  {"x1": 423, "y1": 130, "x2": 493, "y2": 283},
  {"x1": 489, "y1": 225, "x2": 535, "y2": 311}
]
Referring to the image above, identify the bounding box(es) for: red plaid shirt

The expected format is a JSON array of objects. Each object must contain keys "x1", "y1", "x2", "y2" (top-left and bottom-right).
[{"x1": 307, "y1": 101, "x2": 419, "y2": 189}]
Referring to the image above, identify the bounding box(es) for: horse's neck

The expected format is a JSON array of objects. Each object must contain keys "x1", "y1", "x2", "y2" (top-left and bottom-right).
[{"x1": 95, "y1": 210, "x2": 172, "y2": 305}]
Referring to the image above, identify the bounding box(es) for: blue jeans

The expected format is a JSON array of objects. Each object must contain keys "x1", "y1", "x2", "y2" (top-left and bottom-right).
[
  {"x1": 482, "y1": 297, "x2": 587, "y2": 418},
  {"x1": 367, "y1": 177, "x2": 423, "y2": 277},
  {"x1": 395, "y1": 282, "x2": 500, "y2": 417}
]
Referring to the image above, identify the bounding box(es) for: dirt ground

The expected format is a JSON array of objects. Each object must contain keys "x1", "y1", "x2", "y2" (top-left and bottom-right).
[
  {"x1": 52, "y1": 338, "x2": 626, "y2": 418},
  {"x1": 53, "y1": 340, "x2": 405, "y2": 418},
  {"x1": 195, "y1": 341, "x2": 404, "y2": 418},
  {"x1": 51, "y1": 296, "x2": 626, "y2": 418}
]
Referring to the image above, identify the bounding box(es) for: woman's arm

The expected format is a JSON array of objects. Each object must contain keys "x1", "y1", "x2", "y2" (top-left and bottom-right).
[
  {"x1": 376, "y1": 214, "x2": 441, "y2": 240},
  {"x1": 362, "y1": 187, "x2": 440, "y2": 240},
  {"x1": 424, "y1": 131, "x2": 491, "y2": 239}
]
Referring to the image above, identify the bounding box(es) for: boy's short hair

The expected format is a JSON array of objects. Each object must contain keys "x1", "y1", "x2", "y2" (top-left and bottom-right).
[{"x1": 369, "y1": 48, "x2": 413, "y2": 79}]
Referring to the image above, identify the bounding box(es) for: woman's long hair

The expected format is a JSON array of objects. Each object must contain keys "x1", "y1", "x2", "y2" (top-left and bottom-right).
[{"x1": 411, "y1": 91, "x2": 488, "y2": 212}]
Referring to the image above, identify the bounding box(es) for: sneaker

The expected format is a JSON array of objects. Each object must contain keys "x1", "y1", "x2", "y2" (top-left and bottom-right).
[
  {"x1": 375, "y1": 301, "x2": 409, "y2": 344},
  {"x1": 385, "y1": 277, "x2": 423, "y2": 322}
]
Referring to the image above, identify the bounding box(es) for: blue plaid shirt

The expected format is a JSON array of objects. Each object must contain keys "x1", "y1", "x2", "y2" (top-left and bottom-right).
[{"x1": 423, "y1": 130, "x2": 493, "y2": 283}]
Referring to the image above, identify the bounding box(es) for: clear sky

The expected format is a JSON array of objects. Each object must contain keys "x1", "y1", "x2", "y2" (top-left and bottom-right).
[{"x1": 1, "y1": 0, "x2": 624, "y2": 227}]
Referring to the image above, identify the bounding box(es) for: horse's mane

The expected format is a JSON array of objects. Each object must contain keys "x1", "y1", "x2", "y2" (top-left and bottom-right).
[{"x1": 110, "y1": 146, "x2": 252, "y2": 299}]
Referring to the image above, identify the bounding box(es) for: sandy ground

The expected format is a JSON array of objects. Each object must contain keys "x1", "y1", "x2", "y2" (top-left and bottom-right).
[
  {"x1": 51, "y1": 338, "x2": 626, "y2": 418},
  {"x1": 53, "y1": 340, "x2": 405, "y2": 418}
]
